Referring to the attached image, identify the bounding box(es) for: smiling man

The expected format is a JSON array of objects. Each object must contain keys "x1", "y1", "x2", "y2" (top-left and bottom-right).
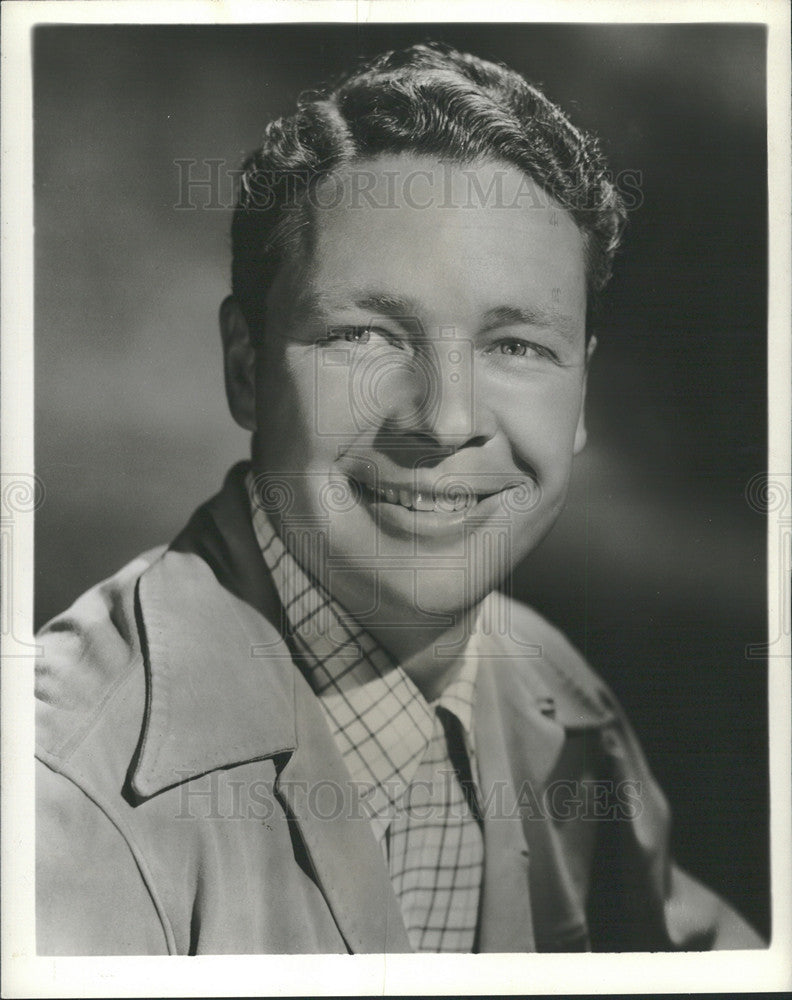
[
  {"x1": 225, "y1": 155, "x2": 591, "y2": 685},
  {"x1": 35, "y1": 43, "x2": 763, "y2": 954}
]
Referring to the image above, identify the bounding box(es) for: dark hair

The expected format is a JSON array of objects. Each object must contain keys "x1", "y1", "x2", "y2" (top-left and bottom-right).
[{"x1": 232, "y1": 42, "x2": 626, "y2": 339}]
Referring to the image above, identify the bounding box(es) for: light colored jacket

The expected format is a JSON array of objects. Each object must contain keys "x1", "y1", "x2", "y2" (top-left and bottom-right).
[{"x1": 36, "y1": 464, "x2": 764, "y2": 954}]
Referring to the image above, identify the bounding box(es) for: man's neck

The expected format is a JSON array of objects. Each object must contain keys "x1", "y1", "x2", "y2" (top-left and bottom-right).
[{"x1": 365, "y1": 603, "x2": 482, "y2": 701}]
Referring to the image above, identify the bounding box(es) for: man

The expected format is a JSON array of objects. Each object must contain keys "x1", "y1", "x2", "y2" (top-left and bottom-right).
[{"x1": 36, "y1": 43, "x2": 763, "y2": 953}]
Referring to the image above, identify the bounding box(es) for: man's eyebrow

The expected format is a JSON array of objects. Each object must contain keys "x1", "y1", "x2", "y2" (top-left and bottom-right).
[
  {"x1": 290, "y1": 290, "x2": 581, "y2": 340},
  {"x1": 292, "y1": 287, "x2": 424, "y2": 322},
  {"x1": 479, "y1": 304, "x2": 580, "y2": 341}
]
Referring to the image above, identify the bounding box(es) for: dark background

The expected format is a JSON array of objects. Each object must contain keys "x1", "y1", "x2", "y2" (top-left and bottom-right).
[{"x1": 34, "y1": 23, "x2": 769, "y2": 938}]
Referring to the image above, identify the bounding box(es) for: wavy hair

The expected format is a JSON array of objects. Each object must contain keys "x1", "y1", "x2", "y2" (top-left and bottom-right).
[{"x1": 232, "y1": 43, "x2": 626, "y2": 339}]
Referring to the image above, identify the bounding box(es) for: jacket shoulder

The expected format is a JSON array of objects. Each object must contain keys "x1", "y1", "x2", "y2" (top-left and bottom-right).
[
  {"x1": 487, "y1": 594, "x2": 617, "y2": 727},
  {"x1": 36, "y1": 547, "x2": 165, "y2": 765}
]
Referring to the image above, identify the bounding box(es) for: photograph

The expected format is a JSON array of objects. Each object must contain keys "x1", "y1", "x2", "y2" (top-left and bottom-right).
[{"x1": 3, "y1": 6, "x2": 784, "y2": 989}]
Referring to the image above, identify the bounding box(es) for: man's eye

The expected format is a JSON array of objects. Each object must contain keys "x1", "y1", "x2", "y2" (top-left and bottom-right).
[
  {"x1": 321, "y1": 325, "x2": 402, "y2": 348},
  {"x1": 493, "y1": 339, "x2": 556, "y2": 361},
  {"x1": 329, "y1": 325, "x2": 371, "y2": 344},
  {"x1": 499, "y1": 340, "x2": 529, "y2": 357}
]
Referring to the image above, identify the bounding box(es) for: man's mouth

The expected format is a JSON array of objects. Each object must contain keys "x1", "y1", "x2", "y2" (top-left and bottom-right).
[
  {"x1": 357, "y1": 478, "x2": 497, "y2": 513},
  {"x1": 335, "y1": 457, "x2": 535, "y2": 525}
]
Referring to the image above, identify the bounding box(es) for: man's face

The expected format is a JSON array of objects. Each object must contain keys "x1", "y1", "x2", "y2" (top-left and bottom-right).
[{"x1": 247, "y1": 155, "x2": 591, "y2": 637}]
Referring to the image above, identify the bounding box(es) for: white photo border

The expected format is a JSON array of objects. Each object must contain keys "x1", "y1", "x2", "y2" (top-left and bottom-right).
[{"x1": 2, "y1": 1, "x2": 790, "y2": 996}]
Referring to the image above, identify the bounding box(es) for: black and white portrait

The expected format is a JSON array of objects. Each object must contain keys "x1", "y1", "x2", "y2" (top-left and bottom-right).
[{"x1": 3, "y1": 3, "x2": 789, "y2": 995}]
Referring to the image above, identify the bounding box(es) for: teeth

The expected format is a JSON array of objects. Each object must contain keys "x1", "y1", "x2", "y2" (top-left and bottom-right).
[
  {"x1": 361, "y1": 480, "x2": 488, "y2": 512},
  {"x1": 413, "y1": 491, "x2": 434, "y2": 512}
]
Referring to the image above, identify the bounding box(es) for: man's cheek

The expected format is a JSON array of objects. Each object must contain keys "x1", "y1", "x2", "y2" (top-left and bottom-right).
[
  {"x1": 515, "y1": 387, "x2": 585, "y2": 458},
  {"x1": 310, "y1": 365, "x2": 370, "y2": 440}
]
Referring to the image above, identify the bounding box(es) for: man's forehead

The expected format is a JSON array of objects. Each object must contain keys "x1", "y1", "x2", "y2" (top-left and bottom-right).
[
  {"x1": 312, "y1": 153, "x2": 554, "y2": 209},
  {"x1": 267, "y1": 154, "x2": 589, "y2": 334},
  {"x1": 306, "y1": 156, "x2": 585, "y2": 275}
]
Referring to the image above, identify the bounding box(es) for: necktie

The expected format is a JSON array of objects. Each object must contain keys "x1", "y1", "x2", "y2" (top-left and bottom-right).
[{"x1": 386, "y1": 706, "x2": 483, "y2": 952}]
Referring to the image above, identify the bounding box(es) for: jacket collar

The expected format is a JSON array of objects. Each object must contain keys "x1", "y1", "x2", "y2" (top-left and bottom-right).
[{"x1": 130, "y1": 463, "x2": 298, "y2": 799}]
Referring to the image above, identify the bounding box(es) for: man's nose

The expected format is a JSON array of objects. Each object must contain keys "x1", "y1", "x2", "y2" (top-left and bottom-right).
[{"x1": 373, "y1": 338, "x2": 495, "y2": 454}]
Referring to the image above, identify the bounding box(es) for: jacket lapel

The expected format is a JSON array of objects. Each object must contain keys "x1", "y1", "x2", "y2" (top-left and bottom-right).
[
  {"x1": 276, "y1": 674, "x2": 412, "y2": 953},
  {"x1": 474, "y1": 655, "x2": 537, "y2": 952},
  {"x1": 476, "y1": 627, "x2": 607, "y2": 952},
  {"x1": 129, "y1": 546, "x2": 298, "y2": 799}
]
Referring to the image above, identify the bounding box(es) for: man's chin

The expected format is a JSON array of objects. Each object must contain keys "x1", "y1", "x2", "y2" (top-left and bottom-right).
[{"x1": 334, "y1": 565, "x2": 497, "y2": 631}]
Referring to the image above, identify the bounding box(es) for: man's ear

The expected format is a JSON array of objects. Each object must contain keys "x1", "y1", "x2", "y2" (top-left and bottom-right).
[
  {"x1": 573, "y1": 335, "x2": 597, "y2": 455},
  {"x1": 219, "y1": 296, "x2": 257, "y2": 432}
]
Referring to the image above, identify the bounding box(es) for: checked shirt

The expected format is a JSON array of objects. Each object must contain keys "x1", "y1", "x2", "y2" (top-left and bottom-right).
[{"x1": 246, "y1": 472, "x2": 484, "y2": 952}]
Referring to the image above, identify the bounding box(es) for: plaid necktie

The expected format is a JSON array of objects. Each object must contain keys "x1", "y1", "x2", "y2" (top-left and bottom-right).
[
  {"x1": 246, "y1": 471, "x2": 484, "y2": 951},
  {"x1": 387, "y1": 706, "x2": 483, "y2": 950}
]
